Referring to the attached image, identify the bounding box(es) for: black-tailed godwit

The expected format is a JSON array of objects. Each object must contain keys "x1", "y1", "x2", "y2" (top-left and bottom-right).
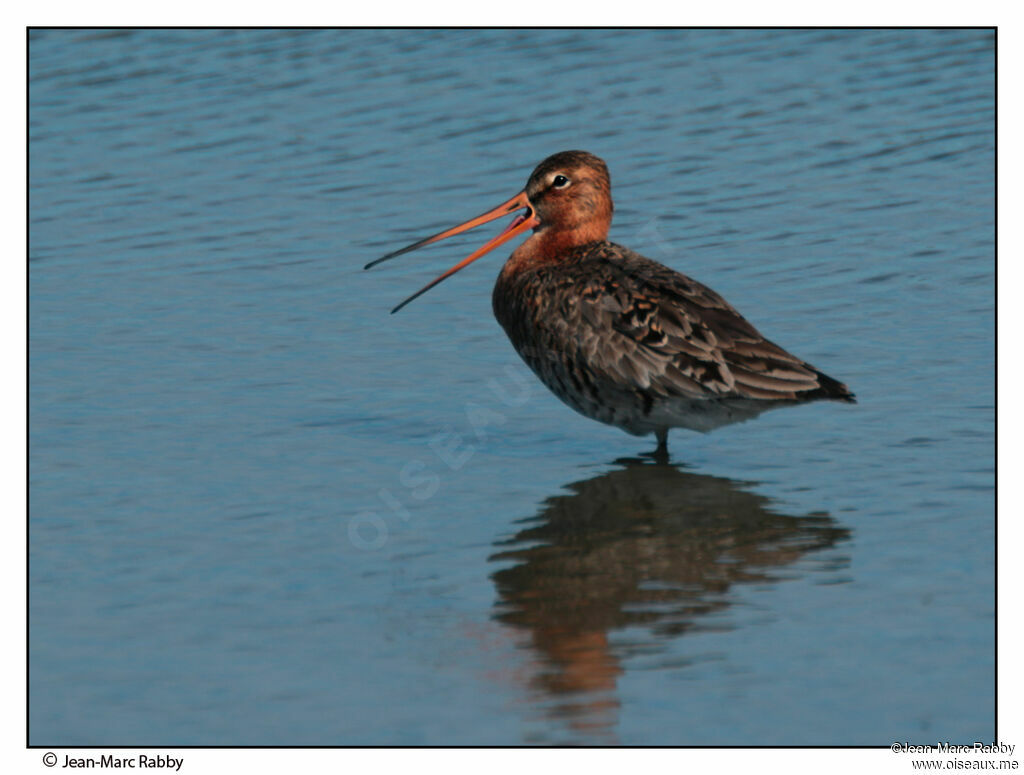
[{"x1": 366, "y1": 151, "x2": 854, "y2": 453}]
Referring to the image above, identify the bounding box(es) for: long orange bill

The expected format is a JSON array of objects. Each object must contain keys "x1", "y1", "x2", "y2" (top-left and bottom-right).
[{"x1": 365, "y1": 191, "x2": 539, "y2": 314}]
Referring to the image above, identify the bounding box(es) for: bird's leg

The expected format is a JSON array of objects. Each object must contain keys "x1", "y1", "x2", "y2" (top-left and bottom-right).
[
  {"x1": 651, "y1": 428, "x2": 669, "y2": 462},
  {"x1": 655, "y1": 428, "x2": 668, "y2": 451}
]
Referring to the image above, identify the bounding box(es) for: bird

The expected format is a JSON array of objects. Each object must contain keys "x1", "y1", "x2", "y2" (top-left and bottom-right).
[{"x1": 365, "y1": 150, "x2": 854, "y2": 455}]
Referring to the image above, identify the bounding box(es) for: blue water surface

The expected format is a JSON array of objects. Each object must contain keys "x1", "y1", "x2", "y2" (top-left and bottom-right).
[{"x1": 29, "y1": 28, "x2": 994, "y2": 745}]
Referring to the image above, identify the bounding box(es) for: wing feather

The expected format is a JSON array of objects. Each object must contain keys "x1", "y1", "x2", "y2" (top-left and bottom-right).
[{"x1": 492, "y1": 241, "x2": 855, "y2": 415}]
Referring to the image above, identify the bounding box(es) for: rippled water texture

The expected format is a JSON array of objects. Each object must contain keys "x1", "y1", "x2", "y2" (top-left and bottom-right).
[{"x1": 29, "y1": 29, "x2": 994, "y2": 745}]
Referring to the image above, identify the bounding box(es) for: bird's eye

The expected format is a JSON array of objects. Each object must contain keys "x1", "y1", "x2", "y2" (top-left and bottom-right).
[{"x1": 552, "y1": 174, "x2": 570, "y2": 189}]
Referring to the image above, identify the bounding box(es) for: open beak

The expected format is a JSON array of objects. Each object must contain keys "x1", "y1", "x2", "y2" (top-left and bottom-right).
[{"x1": 365, "y1": 190, "x2": 539, "y2": 314}]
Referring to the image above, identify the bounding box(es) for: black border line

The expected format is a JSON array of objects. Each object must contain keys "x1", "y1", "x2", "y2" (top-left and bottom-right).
[{"x1": 25, "y1": 24, "x2": 998, "y2": 751}]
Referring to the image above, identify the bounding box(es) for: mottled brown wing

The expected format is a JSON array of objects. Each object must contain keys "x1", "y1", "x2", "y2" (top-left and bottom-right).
[{"x1": 532, "y1": 243, "x2": 852, "y2": 403}]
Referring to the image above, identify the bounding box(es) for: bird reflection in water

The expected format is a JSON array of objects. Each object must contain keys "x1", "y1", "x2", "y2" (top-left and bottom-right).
[{"x1": 488, "y1": 457, "x2": 850, "y2": 739}]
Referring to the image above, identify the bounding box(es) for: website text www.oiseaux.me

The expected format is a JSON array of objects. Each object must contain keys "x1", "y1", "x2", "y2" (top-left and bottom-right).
[{"x1": 891, "y1": 742, "x2": 1018, "y2": 771}]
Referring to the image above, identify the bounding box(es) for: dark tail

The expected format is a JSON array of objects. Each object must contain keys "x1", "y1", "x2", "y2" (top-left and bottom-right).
[{"x1": 808, "y1": 368, "x2": 857, "y2": 403}]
